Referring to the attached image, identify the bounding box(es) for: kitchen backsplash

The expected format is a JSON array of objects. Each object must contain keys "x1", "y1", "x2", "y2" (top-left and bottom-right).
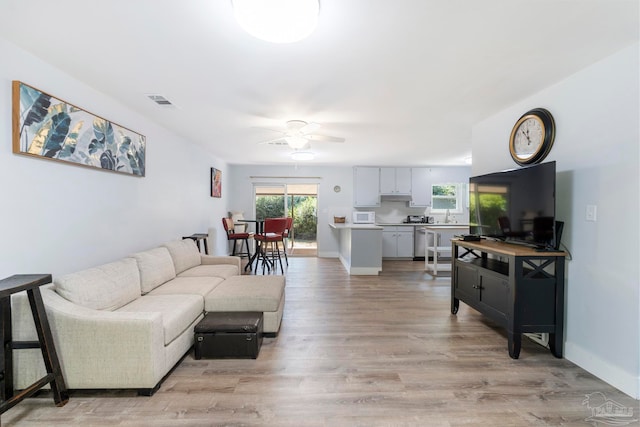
[{"x1": 364, "y1": 201, "x2": 468, "y2": 224}]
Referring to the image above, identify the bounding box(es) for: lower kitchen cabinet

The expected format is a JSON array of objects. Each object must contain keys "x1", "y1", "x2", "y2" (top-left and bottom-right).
[{"x1": 382, "y1": 226, "x2": 414, "y2": 258}]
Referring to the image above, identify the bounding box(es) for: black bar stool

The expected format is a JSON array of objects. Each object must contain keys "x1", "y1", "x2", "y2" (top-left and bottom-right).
[{"x1": 0, "y1": 274, "x2": 69, "y2": 419}]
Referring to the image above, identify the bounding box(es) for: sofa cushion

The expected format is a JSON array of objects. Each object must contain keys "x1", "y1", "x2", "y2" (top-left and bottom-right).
[
  {"x1": 204, "y1": 275, "x2": 285, "y2": 312},
  {"x1": 162, "y1": 240, "x2": 201, "y2": 274},
  {"x1": 117, "y1": 294, "x2": 203, "y2": 345},
  {"x1": 131, "y1": 247, "x2": 177, "y2": 294},
  {"x1": 178, "y1": 264, "x2": 239, "y2": 279},
  {"x1": 147, "y1": 276, "x2": 224, "y2": 298},
  {"x1": 55, "y1": 258, "x2": 141, "y2": 311}
]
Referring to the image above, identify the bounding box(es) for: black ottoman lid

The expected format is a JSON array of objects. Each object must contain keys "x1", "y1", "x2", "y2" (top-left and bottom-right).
[{"x1": 196, "y1": 312, "x2": 263, "y2": 333}]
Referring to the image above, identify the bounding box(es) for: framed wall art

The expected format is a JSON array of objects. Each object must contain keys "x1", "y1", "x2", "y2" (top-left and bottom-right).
[
  {"x1": 12, "y1": 81, "x2": 146, "y2": 177},
  {"x1": 211, "y1": 167, "x2": 222, "y2": 198}
]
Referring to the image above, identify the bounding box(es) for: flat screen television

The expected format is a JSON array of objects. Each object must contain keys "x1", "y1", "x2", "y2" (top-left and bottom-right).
[{"x1": 469, "y1": 161, "x2": 558, "y2": 249}]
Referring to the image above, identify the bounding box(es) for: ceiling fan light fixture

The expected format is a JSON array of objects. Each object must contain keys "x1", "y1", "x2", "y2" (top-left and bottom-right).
[
  {"x1": 232, "y1": 0, "x2": 319, "y2": 44},
  {"x1": 290, "y1": 151, "x2": 315, "y2": 161},
  {"x1": 285, "y1": 135, "x2": 309, "y2": 149}
]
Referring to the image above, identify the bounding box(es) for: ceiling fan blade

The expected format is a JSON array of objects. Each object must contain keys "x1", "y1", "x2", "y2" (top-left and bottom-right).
[
  {"x1": 299, "y1": 122, "x2": 321, "y2": 135},
  {"x1": 306, "y1": 134, "x2": 345, "y2": 143},
  {"x1": 258, "y1": 137, "x2": 289, "y2": 146}
]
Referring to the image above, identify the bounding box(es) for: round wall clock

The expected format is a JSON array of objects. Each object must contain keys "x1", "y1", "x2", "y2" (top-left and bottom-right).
[{"x1": 509, "y1": 108, "x2": 556, "y2": 166}]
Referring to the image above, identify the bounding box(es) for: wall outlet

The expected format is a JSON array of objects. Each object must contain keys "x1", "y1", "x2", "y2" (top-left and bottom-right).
[{"x1": 586, "y1": 204, "x2": 597, "y2": 222}]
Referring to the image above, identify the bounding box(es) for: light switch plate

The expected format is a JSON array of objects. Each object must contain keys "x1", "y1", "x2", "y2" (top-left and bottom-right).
[{"x1": 586, "y1": 205, "x2": 597, "y2": 222}]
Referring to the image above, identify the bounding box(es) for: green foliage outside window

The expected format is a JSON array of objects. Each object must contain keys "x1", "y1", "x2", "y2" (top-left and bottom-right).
[
  {"x1": 255, "y1": 195, "x2": 317, "y2": 240},
  {"x1": 432, "y1": 184, "x2": 458, "y2": 210}
]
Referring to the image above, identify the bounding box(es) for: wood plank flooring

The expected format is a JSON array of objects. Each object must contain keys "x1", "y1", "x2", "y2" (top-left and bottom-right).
[{"x1": 3, "y1": 258, "x2": 638, "y2": 426}]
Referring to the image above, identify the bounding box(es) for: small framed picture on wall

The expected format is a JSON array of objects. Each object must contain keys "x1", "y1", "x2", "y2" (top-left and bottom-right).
[{"x1": 211, "y1": 167, "x2": 221, "y2": 198}]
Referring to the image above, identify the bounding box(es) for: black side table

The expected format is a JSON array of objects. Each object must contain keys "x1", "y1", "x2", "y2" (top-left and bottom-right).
[
  {"x1": 182, "y1": 233, "x2": 209, "y2": 255},
  {"x1": 0, "y1": 274, "x2": 68, "y2": 417}
]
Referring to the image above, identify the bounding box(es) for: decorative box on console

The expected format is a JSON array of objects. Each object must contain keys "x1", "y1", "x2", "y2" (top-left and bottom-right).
[{"x1": 194, "y1": 312, "x2": 263, "y2": 359}]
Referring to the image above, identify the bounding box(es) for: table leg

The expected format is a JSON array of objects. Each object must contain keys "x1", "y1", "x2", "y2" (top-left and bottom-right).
[
  {"x1": 27, "y1": 288, "x2": 69, "y2": 406},
  {"x1": 1, "y1": 296, "x2": 12, "y2": 402}
]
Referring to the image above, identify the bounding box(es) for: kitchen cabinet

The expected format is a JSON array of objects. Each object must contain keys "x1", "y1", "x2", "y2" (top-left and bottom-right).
[
  {"x1": 382, "y1": 226, "x2": 414, "y2": 258},
  {"x1": 409, "y1": 167, "x2": 431, "y2": 207},
  {"x1": 451, "y1": 239, "x2": 566, "y2": 359},
  {"x1": 379, "y1": 167, "x2": 411, "y2": 194},
  {"x1": 353, "y1": 167, "x2": 380, "y2": 207}
]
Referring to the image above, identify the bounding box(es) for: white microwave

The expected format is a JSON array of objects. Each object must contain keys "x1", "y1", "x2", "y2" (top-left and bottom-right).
[{"x1": 353, "y1": 211, "x2": 375, "y2": 224}]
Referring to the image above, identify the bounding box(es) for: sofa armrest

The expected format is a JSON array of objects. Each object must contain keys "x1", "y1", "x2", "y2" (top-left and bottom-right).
[
  {"x1": 12, "y1": 286, "x2": 166, "y2": 390},
  {"x1": 200, "y1": 255, "x2": 241, "y2": 271}
]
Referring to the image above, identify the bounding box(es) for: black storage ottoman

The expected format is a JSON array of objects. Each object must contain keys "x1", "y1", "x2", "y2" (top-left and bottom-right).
[{"x1": 194, "y1": 312, "x2": 263, "y2": 359}]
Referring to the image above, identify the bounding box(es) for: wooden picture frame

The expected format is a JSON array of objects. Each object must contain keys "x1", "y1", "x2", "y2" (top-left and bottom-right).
[
  {"x1": 12, "y1": 81, "x2": 146, "y2": 176},
  {"x1": 211, "y1": 167, "x2": 222, "y2": 198}
]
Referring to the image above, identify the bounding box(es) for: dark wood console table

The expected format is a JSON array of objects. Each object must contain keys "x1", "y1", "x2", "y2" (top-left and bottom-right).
[
  {"x1": 0, "y1": 274, "x2": 68, "y2": 417},
  {"x1": 450, "y1": 239, "x2": 566, "y2": 359}
]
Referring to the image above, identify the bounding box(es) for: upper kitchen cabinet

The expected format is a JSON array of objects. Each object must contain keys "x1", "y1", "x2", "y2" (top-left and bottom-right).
[
  {"x1": 410, "y1": 167, "x2": 431, "y2": 207},
  {"x1": 354, "y1": 167, "x2": 380, "y2": 207},
  {"x1": 380, "y1": 167, "x2": 412, "y2": 195}
]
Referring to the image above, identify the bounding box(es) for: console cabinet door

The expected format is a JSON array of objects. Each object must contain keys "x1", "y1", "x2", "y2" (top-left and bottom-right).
[
  {"x1": 454, "y1": 261, "x2": 478, "y2": 300},
  {"x1": 478, "y1": 271, "x2": 509, "y2": 317}
]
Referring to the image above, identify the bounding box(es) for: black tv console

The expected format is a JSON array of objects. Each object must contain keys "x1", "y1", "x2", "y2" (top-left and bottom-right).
[{"x1": 451, "y1": 239, "x2": 566, "y2": 359}]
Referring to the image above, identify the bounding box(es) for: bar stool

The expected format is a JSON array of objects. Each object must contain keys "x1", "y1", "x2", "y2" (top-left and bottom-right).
[
  {"x1": 222, "y1": 218, "x2": 253, "y2": 268},
  {"x1": 0, "y1": 274, "x2": 68, "y2": 419},
  {"x1": 282, "y1": 217, "x2": 293, "y2": 266},
  {"x1": 253, "y1": 218, "x2": 288, "y2": 274}
]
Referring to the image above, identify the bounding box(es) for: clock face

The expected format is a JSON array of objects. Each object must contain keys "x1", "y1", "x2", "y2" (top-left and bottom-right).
[
  {"x1": 509, "y1": 108, "x2": 555, "y2": 166},
  {"x1": 512, "y1": 116, "x2": 544, "y2": 160}
]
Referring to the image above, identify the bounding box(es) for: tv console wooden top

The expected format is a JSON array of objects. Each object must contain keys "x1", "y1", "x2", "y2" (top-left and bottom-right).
[{"x1": 453, "y1": 238, "x2": 566, "y2": 257}]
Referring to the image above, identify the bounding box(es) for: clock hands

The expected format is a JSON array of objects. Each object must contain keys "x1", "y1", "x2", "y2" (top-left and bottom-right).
[{"x1": 520, "y1": 128, "x2": 532, "y2": 145}]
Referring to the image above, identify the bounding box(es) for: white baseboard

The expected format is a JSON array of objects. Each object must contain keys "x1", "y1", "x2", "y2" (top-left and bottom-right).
[
  {"x1": 317, "y1": 251, "x2": 338, "y2": 258},
  {"x1": 565, "y1": 341, "x2": 640, "y2": 399}
]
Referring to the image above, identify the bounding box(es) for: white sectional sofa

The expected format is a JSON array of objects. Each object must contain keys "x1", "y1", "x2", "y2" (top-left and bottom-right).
[{"x1": 11, "y1": 239, "x2": 285, "y2": 395}]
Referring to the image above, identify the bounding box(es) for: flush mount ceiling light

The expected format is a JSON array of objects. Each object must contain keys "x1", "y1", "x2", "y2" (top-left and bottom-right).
[
  {"x1": 290, "y1": 151, "x2": 315, "y2": 161},
  {"x1": 232, "y1": 0, "x2": 319, "y2": 44},
  {"x1": 285, "y1": 135, "x2": 309, "y2": 149}
]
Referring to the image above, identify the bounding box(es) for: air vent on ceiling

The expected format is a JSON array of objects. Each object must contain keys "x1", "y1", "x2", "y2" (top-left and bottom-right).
[{"x1": 146, "y1": 94, "x2": 175, "y2": 108}]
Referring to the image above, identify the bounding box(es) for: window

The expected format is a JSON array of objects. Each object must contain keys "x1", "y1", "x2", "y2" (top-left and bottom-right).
[{"x1": 431, "y1": 183, "x2": 463, "y2": 214}]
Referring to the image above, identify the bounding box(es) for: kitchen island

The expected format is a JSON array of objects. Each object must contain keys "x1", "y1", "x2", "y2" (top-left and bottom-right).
[{"x1": 329, "y1": 223, "x2": 383, "y2": 275}]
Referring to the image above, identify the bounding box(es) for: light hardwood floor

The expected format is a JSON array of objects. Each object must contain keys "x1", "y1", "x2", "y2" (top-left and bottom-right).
[{"x1": 3, "y1": 258, "x2": 638, "y2": 426}]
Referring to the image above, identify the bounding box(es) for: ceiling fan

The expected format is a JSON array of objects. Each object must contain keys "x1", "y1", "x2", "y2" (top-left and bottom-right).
[{"x1": 258, "y1": 120, "x2": 345, "y2": 150}]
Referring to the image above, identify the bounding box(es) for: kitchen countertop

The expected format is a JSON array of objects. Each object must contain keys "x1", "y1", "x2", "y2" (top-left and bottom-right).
[{"x1": 329, "y1": 223, "x2": 383, "y2": 230}]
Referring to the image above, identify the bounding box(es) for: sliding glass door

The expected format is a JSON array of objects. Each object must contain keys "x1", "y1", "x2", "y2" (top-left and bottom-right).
[{"x1": 253, "y1": 183, "x2": 318, "y2": 256}]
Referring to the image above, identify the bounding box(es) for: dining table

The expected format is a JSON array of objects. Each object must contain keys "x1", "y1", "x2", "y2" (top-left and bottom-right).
[{"x1": 236, "y1": 219, "x2": 268, "y2": 272}]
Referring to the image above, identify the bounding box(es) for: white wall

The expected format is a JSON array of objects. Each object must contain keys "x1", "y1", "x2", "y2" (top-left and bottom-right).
[
  {"x1": 472, "y1": 44, "x2": 639, "y2": 398},
  {"x1": 0, "y1": 38, "x2": 230, "y2": 278},
  {"x1": 227, "y1": 164, "x2": 354, "y2": 257}
]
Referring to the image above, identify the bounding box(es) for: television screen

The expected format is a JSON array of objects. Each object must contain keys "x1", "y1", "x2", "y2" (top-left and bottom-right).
[{"x1": 469, "y1": 161, "x2": 556, "y2": 249}]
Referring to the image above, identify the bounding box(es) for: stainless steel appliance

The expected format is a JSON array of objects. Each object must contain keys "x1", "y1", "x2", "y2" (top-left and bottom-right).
[
  {"x1": 414, "y1": 227, "x2": 426, "y2": 259},
  {"x1": 404, "y1": 215, "x2": 426, "y2": 223}
]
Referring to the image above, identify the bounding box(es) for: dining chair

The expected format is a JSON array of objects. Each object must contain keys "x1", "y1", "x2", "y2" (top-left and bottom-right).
[
  {"x1": 222, "y1": 218, "x2": 253, "y2": 267},
  {"x1": 281, "y1": 217, "x2": 293, "y2": 265},
  {"x1": 253, "y1": 217, "x2": 288, "y2": 274}
]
